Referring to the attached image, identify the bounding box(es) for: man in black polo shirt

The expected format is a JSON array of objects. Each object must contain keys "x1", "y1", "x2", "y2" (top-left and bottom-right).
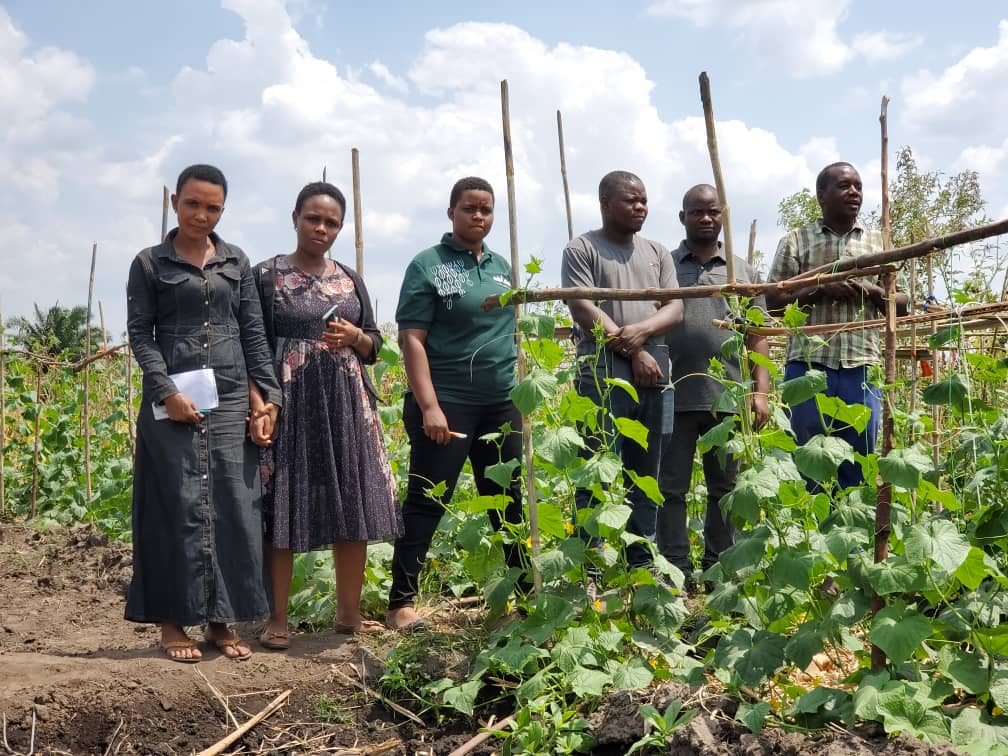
[{"x1": 659, "y1": 184, "x2": 771, "y2": 590}]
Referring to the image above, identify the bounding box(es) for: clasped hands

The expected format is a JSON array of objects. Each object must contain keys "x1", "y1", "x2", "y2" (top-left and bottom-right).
[
  {"x1": 248, "y1": 402, "x2": 280, "y2": 447},
  {"x1": 607, "y1": 324, "x2": 662, "y2": 389}
]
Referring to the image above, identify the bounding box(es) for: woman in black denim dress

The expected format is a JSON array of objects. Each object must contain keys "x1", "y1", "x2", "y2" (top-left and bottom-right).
[{"x1": 125, "y1": 164, "x2": 282, "y2": 662}]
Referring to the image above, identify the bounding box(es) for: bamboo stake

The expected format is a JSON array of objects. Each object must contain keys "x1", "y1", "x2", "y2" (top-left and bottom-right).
[
  {"x1": 483, "y1": 218, "x2": 1008, "y2": 309},
  {"x1": 84, "y1": 242, "x2": 96, "y2": 500},
  {"x1": 31, "y1": 368, "x2": 41, "y2": 518},
  {"x1": 871, "y1": 96, "x2": 893, "y2": 671},
  {"x1": 0, "y1": 303, "x2": 5, "y2": 517},
  {"x1": 447, "y1": 714, "x2": 516, "y2": 756},
  {"x1": 195, "y1": 689, "x2": 291, "y2": 756},
  {"x1": 98, "y1": 301, "x2": 109, "y2": 351},
  {"x1": 161, "y1": 186, "x2": 169, "y2": 242},
  {"x1": 699, "y1": 71, "x2": 735, "y2": 283},
  {"x1": 352, "y1": 148, "x2": 364, "y2": 276},
  {"x1": 501, "y1": 80, "x2": 541, "y2": 593},
  {"x1": 747, "y1": 219, "x2": 757, "y2": 267},
  {"x1": 557, "y1": 111, "x2": 574, "y2": 241}
]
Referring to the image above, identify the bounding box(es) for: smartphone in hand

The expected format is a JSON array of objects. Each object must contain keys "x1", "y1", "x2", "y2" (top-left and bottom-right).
[{"x1": 322, "y1": 304, "x2": 340, "y2": 325}]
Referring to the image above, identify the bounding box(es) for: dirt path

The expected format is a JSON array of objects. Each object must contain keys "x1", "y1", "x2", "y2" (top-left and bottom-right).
[{"x1": 0, "y1": 520, "x2": 964, "y2": 755}]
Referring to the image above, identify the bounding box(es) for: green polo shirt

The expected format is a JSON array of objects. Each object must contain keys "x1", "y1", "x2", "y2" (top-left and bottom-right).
[{"x1": 396, "y1": 233, "x2": 517, "y2": 405}]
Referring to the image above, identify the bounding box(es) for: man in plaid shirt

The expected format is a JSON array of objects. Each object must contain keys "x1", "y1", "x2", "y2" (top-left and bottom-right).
[{"x1": 766, "y1": 162, "x2": 908, "y2": 489}]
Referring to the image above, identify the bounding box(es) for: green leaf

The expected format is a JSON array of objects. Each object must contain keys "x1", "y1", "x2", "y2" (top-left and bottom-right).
[
  {"x1": 614, "y1": 416, "x2": 650, "y2": 450},
  {"x1": 718, "y1": 526, "x2": 771, "y2": 574},
  {"x1": 484, "y1": 459, "x2": 520, "y2": 490},
  {"x1": 904, "y1": 518, "x2": 971, "y2": 574},
  {"x1": 867, "y1": 557, "x2": 928, "y2": 595},
  {"x1": 721, "y1": 466, "x2": 779, "y2": 525},
  {"x1": 696, "y1": 414, "x2": 737, "y2": 454},
  {"x1": 928, "y1": 325, "x2": 960, "y2": 349},
  {"x1": 535, "y1": 502, "x2": 567, "y2": 539},
  {"x1": 559, "y1": 391, "x2": 600, "y2": 425},
  {"x1": 869, "y1": 605, "x2": 932, "y2": 664},
  {"x1": 608, "y1": 656, "x2": 654, "y2": 690},
  {"x1": 747, "y1": 350, "x2": 777, "y2": 376},
  {"x1": 605, "y1": 377, "x2": 638, "y2": 402},
  {"x1": 768, "y1": 549, "x2": 815, "y2": 591},
  {"x1": 956, "y1": 546, "x2": 1000, "y2": 590},
  {"x1": 989, "y1": 669, "x2": 1008, "y2": 711},
  {"x1": 736, "y1": 701, "x2": 773, "y2": 733},
  {"x1": 538, "y1": 426, "x2": 585, "y2": 469},
  {"x1": 815, "y1": 394, "x2": 871, "y2": 433},
  {"x1": 829, "y1": 589, "x2": 872, "y2": 626},
  {"x1": 571, "y1": 451, "x2": 622, "y2": 488},
  {"x1": 510, "y1": 367, "x2": 558, "y2": 415},
  {"x1": 878, "y1": 446, "x2": 933, "y2": 489},
  {"x1": 570, "y1": 667, "x2": 611, "y2": 697},
  {"x1": 733, "y1": 630, "x2": 787, "y2": 687},
  {"x1": 974, "y1": 627, "x2": 1008, "y2": 658},
  {"x1": 786, "y1": 622, "x2": 824, "y2": 669},
  {"x1": 951, "y1": 707, "x2": 1008, "y2": 754},
  {"x1": 442, "y1": 678, "x2": 483, "y2": 715},
  {"x1": 626, "y1": 470, "x2": 663, "y2": 505},
  {"x1": 921, "y1": 373, "x2": 970, "y2": 407},
  {"x1": 780, "y1": 368, "x2": 826, "y2": 406},
  {"x1": 793, "y1": 435, "x2": 853, "y2": 482},
  {"x1": 879, "y1": 696, "x2": 950, "y2": 743},
  {"x1": 596, "y1": 502, "x2": 632, "y2": 531},
  {"x1": 938, "y1": 646, "x2": 988, "y2": 696},
  {"x1": 782, "y1": 302, "x2": 809, "y2": 328},
  {"x1": 524, "y1": 337, "x2": 565, "y2": 371}
]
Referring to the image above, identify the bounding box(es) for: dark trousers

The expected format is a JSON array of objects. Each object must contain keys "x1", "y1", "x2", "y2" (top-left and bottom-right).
[
  {"x1": 784, "y1": 362, "x2": 881, "y2": 490},
  {"x1": 657, "y1": 411, "x2": 737, "y2": 577},
  {"x1": 575, "y1": 376, "x2": 663, "y2": 568},
  {"x1": 387, "y1": 394, "x2": 523, "y2": 610}
]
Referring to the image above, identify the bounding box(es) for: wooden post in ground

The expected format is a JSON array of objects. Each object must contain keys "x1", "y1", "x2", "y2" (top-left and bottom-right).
[
  {"x1": 161, "y1": 186, "x2": 169, "y2": 242},
  {"x1": 699, "y1": 71, "x2": 735, "y2": 284},
  {"x1": 31, "y1": 368, "x2": 41, "y2": 519},
  {"x1": 557, "y1": 111, "x2": 574, "y2": 241},
  {"x1": 871, "y1": 95, "x2": 894, "y2": 671},
  {"x1": 83, "y1": 242, "x2": 96, "y2": 500},
  {"x1": 747, "y1": 220, "x2": 757, "y2": 267},
  {"x1": 352, "y1": 148, "x2": 364, "y2": 276},
  {"x1": 501, "y1": 79, "x2": 541, "y2": 592}
]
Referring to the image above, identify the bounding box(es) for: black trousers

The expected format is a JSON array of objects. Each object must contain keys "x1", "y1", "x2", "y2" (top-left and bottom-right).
[{"x1": 387, "y1": 394, "x2": 524, "y2": 610}]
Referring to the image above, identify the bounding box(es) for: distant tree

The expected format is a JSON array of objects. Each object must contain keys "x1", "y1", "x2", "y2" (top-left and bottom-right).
[
  {"x1": 7, "y1": 303, "x2": 105, "y2": 360},
  {"x1": 777, "y1": 188, "x2": 820, "y2": 231}
]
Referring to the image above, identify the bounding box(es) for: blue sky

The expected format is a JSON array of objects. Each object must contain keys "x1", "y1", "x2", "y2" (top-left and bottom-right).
[{"x1": 3, "y1": 1, "x2": 1008, "y2": 331}]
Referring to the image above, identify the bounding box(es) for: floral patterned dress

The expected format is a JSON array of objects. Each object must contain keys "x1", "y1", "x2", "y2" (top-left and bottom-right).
[{"x1": 261, "y1": 257, "x2": 401, "y2": 551}]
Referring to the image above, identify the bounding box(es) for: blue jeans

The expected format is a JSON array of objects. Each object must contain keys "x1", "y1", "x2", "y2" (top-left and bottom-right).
[
  {"x1": 575, "y1": 374, "x2": 663, "y2": 568},
  {"x1": 784, "y1": 362, "x2": 881, "y2": 490},
  {"x1": 657, "y1": 411, "x2": 737, "y2": 577}
]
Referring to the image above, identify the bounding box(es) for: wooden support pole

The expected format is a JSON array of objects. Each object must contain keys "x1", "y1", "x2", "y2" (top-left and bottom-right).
[
  {"x1": 501, "y1": 80, "x2": 541, "y2": 592},
  {"x1": 557, "y1": 111, "x2": 574, "y2": 241},
  {"x1": 747, "y1": 219, "x2": 757, "y2": 267},
  {"x1": 352, "y1": 148, "x2": 364, "y2": 276},
  {"x1": 871, "y1": 96, "x2": 893, "y2": 671},
  {"x1": 84, "y1": 242, "x2": 96, "y2": 500},
  {"x1": 31, "y1": 368, "x2": 41, "y2": 519},
  {"x1": 699, "y1": 71, "x2": 735, "y2": 283},
  {"x1": 0, "y1": 304, "x2": 5, "y2": 517},
  {"x1": 161, "y1": 186, "x2": 169, "y2": 242},
  {"x1": 871, "y1": 271, "x2": 898, "y2": 671}
]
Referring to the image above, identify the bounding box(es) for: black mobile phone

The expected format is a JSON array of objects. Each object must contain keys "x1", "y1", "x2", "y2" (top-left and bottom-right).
[{"x1": 322, "y1": 304, "x2": 340, "y2": 324}]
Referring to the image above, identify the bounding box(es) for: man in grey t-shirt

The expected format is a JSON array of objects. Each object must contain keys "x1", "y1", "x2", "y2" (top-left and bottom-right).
[
  {"x1": 658, "y1": 184, "x2": 771, "y2": 588},
  {"x1": 561, "y1": 170, "x2": 683, "y2": 570}
]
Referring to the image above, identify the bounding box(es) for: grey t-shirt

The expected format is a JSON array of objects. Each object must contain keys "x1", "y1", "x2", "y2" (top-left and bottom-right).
[
  {"x1": 561, "y1": 230, "x2": 678, "y2": 366},
  {"x1": 665, "y1": 241, "x2": 765, "y2": 412}
]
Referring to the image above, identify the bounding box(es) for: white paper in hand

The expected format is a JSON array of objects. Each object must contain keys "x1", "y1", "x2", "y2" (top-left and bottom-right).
[{"x1": 152, "y1": 368, "x2": 219, "y2": 420}]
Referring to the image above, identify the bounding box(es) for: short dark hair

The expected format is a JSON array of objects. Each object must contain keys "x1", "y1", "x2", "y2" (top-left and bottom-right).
[
  {"x1": 599, "y1": 170, "x2": 643, "y2": 201},
  {"x1": 816, "y1": 162, "x2": 856, "y2": 195},
  {"x1": 294, "y1": 181, "x2": 347, "y2": 218},
  {"x1": 175, "y1": 164, "x2": 228, "y2": 200},
  {"x1": 682, "y1": 183, "x2": 717, "y2": 210},
  {"x1": 449, "y1": 177, "x2": 494, "y2": 208}
]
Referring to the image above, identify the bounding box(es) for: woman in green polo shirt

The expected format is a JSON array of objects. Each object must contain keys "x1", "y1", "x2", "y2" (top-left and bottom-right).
[{"x1": 386, "y1": 176, "x2": 524, "y2": 632}]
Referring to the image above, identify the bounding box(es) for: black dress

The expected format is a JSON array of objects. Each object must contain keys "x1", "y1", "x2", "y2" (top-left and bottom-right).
[
  {"x1": 125, "y1": 230, "x2": 282, "y2": 625},
  {"x1": 258, "y1": 256, "x2": 401, "y2": 551}
]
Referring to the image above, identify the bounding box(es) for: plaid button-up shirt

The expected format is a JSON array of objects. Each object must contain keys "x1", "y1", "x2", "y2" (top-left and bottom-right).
[{"x1": 768, "y1": 218, "x2": 888, "y2": 368}]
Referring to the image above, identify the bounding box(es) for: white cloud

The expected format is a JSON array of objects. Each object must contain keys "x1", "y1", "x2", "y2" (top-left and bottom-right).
[
  {"x1": 902, "y1": 20, "x2": 1008, "y2": 141},
  {"x1": 1, "y1": 1, "x2": 824, "y2": 330},
  {"x1": 646, "y1": 0, "x2": 920, "y2": 77},
  {"x1": 367, "y1": 61, "x2": 408, "y2": 93},
  {"x1": 851, "y1": 31, "x2": 923, "y2": 62}
]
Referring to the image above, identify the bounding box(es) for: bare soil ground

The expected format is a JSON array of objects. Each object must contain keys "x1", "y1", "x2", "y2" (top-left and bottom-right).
[{"x1": 0, "y1": 520, "x2": 962, "y2": 755}]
